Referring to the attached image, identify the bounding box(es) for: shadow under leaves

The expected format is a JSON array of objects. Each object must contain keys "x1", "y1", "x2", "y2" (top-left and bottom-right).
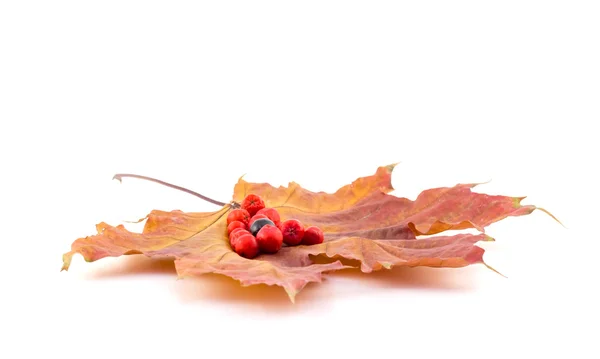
[{"x1": 81, "y1": 254, "x2": 483, "y2": 312}]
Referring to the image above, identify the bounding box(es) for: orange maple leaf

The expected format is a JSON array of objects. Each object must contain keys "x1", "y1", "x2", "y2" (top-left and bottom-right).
[{"x1": 62, "y1": 164, "x2": 556, "y2": 302}]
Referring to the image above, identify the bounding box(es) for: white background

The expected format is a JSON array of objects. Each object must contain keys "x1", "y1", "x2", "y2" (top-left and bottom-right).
[{"x1": 1, "y1": 1, "x2": 598, "y2": 358}]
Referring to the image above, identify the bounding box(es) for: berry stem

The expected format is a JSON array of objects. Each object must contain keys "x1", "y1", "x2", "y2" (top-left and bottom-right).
[{"x1": 113, "y1": 173, "x2": 228, "y2": 207}]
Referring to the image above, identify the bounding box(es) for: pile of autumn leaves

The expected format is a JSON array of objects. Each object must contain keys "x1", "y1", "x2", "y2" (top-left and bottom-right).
[{"x1": 227, "y1": 194, "x2": 324, "y2": 259}]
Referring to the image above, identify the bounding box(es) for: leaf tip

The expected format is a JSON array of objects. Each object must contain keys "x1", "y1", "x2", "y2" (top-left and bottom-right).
[
  {"x1": 123, "y1": 215, "x2": 149, "y2": 224},
  {"x1": 512, "y1": 197, "x2": 565, "y2": 227},
  {"x1": 381, "y1": 262, "x2": 393, "y2": 270},
  {"x1": 284, "y1": 287, "x2": 297, "y2": 304},
  {"x1": 385, "y1": 162, "x2": 400, "y2": 172},
  {"x1": 61, "y1": 252, "x2": 73, "y2": 272},
  {"x1": 484, "y1": 262, "x2": 507, "y2": 278},
  {"x1": 476, "y1": 178, "x2": 493, "y2": 186},
  {"x1": 536, "y1": 207, "x2": 566, "y2": 228},
  {"x1": 463, "y1": 179, "x2": 492, "y2": 189},
  {"x1": 482, "y1": 234, "x2": 495, "y2": 242},
  {"x1": 512, "y1": 196, "x2": 527, "y2": 208},
  {"x1": 377, "y1": 162, "x2": 400, "y2": 192}
]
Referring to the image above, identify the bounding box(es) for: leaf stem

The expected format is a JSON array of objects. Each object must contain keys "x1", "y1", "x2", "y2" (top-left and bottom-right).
[{"x1": 113, "y1": 173, "x2": 228, "y2": 207}]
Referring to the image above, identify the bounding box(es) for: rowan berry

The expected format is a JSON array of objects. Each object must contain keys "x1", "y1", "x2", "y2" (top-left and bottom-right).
[
  {"x1": 235, "y1": 233, "x2": 260, "y2": 259},
  {"x1": 227, "y1": 220, "x2": 246, "y2": 234},
  {"x1": 249, "y1": 218, "x2": 275, "y2": 237},
  {"x1": 227, "y1": 208, "x2": 251, "y2": 227},
  {"x1": 279, "y1": 219, "x2": 305, "y2": 246},
  {"x1": 302, "y1": 226, "x2": 324, "y2": 245},
  {"x1": 256, "y1": 225, "x2": 283, "y2": 254},
  {"x1": 229, "y1": 228, "x2": 249, "y2": 250},
  {"x1": 241, "y1": 194, "x2": 265, "y2": 216},
  {"x1": 256, "y1": 207, "x2": 281, "y2": 227}
]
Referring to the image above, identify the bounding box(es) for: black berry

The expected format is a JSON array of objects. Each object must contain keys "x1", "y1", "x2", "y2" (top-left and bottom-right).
[{"x1": 249, "y1": 218, "x2": 275, "y2": 236}]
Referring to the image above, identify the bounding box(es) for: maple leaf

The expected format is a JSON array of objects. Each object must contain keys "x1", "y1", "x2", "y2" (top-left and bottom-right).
[{"x1": 62, "y1": 164, "x2": 555, "y2": 302}]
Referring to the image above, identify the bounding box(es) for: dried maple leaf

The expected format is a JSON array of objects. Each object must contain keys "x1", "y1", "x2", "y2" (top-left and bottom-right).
[{"x1": 62, "y1": 164, "x2": 555, "y2": 302}]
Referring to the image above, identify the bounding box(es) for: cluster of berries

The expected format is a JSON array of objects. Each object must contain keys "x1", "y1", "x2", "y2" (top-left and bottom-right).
[{"x1": 226, "y1": 194, "x2": 324, "y2": 259}]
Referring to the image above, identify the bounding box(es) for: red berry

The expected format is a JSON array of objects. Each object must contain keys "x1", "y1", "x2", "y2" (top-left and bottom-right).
[
  {"x1": 256, "y1": 208, "x2": 281, "y2": 226},
  {"x1": 302, "y1": 226, "x2": 324, "y2": 245},
  {"x1": 256, "y1": 225, "x2": 283, "y2": 254},
  {"x1": 235, "y1": 233, "x2": 260, "y2": 259},
  {"x1": 241, "y1": 194, "x2": 265, "y2": 216},
  {"x1": 248, "y1": 214, "x2": 268, "y2": 228},
  {"x1": 229, "y1": 228, "x2": 248, "y2": 250},
  {"x1": 227, "y1": 220, "x2": 247, "y2": 234},
  {"x1": 279, "y1": 219, "x2": 305, "y2": 246},
  {"x1": 227, "y1": 208, "x2": 251, "y2": 227},
  {"x1": 230, "y1": 227, "x2": 247, "y2": 238}
]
